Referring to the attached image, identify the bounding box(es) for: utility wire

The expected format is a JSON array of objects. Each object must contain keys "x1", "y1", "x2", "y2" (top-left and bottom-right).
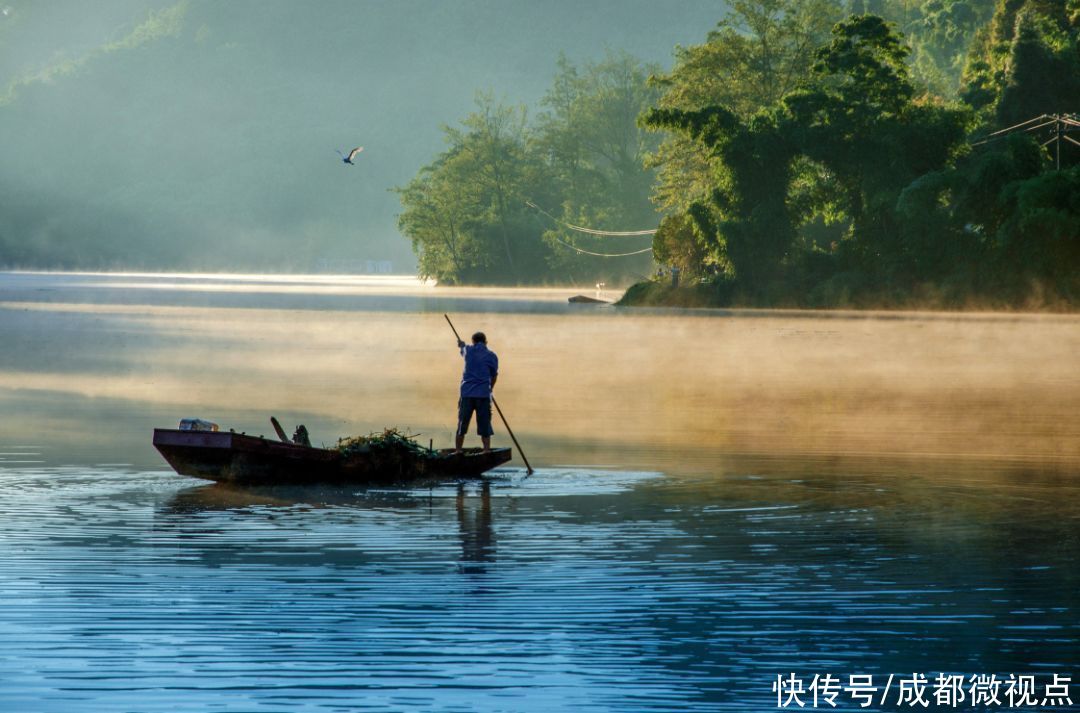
[
  {"x1": 548, "y1": 235, "x2": 653, "y2": 257},
  {"x1": 525, "y1": 200, "x2": 657, "y2": 237},
  {"x1": 971, "y1": 113, "x2": 1080, "y2": 147},
  {"x1": 524, "y1": 200, "x2": 654, "y2": 258}
]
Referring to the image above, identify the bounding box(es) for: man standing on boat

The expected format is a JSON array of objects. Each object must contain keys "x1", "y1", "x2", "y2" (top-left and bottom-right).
[{"x1": 456, "y1": 331, "x2": 498, "y2": 453}]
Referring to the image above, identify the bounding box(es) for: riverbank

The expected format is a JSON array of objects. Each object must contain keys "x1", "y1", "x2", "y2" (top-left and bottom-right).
[{"x1": 617, "y1": 277, "x2": 1080, "y2": 312}]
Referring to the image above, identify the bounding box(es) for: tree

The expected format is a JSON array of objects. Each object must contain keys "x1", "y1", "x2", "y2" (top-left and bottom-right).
[
  {"x1": 646, "y1": 104, "x2": 799, "y2": 289},
  {"x1": 855, "y1": 0, "x2": 997, "y2": 96},
  {"x1": 648, "y1": 0, "x2": 844, "y2": 216},
  {"x1": 901, "y1": 138, "x2": 1080, "y2": 298},
  {"x1": 629, "y1": 2, "x2": 1077, "y2": 306},
  {"x1": 533, "y1": 51, "x2": 662, "y2": 282},
  {"x1": 961, "y1": 0, "x2": 1080, "y2": 126},
  {"x1": 644, "y1": 0, "x2": 845, "y2": 289},
  {"x1": 905, "y1": 0, "x2": 994, "y2": 94},
  {"x1": 785, "y1": 14, "x2": 969, "y2": 281},
  {"x1": 646, "y1": 14, "x2": 969, "y2": 296},
  {"x1": 396, "y1": 154, "x2": 486, "y2": 284},
  {"x1": 399, "y1": 52, "x2": 666, "y2": 286},
  {"x1": 997, "y1": 163, "x2": 1080, "y2": 285},
  {"x1": 397, "y1": 96, "x2": 555, "y2": 284},
  {"x1": 995, "y1": 5, "x2": 1080, "y2": 126},
  {"x1": 651, "y1": 212, "x2": 718, "y2": 279}
]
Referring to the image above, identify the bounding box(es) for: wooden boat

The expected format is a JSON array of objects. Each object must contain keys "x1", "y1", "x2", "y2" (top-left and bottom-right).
[{"x1": 153, "y1": 428, "x2": 512, "y2": 486}]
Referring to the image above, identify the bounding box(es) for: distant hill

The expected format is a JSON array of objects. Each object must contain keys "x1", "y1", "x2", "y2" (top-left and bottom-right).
[{"x1": 0, "y1": 0, "x2": 728, "y2": 272}]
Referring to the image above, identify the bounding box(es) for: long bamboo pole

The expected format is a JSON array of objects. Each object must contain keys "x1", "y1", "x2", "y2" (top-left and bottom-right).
[{"x1": 444, "y1": 314, "x2": 534, "y2": 476}]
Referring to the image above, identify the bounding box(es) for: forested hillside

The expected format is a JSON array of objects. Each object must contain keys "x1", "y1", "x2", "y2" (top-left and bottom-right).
[{"x1": 399, "y1": 0, "x2": 1080, "y2": 308}]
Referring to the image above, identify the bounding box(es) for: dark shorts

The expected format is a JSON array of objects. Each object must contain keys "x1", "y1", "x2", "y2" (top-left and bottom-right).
[{"x1": 457, "y1": 396, "x2": 493, "y2": 437}]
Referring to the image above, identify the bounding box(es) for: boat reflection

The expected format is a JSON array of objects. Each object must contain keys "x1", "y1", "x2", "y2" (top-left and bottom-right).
[{"x1": 159, "y1": 479, "x2": 499, "y2": 575}]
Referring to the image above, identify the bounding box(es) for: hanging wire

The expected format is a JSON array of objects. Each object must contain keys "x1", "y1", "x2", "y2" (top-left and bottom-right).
[
  {"x1": 548, "y1": 235, "x2": 653, "y2": 257},
  {"x1": 524, "y1": 200, "x2": 657, "y2": 237},
  {"x1": 971, "y1": 114, "x2": 1054, "y2": 145},
  {"x1": 524, "y1": 200, "x2": 654, "y2": 258},
  {"x1": 971, "y1": 114, "x2": 1080, "y2": 147}
]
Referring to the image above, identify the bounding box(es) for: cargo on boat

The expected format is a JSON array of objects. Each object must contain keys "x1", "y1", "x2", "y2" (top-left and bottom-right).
[{"x1": 153, "y1": 427, "x2": 512, "y2": 486}]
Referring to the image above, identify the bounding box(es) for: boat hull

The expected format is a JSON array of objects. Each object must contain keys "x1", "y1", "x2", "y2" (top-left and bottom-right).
[{"x1": 153, "y1": 429, "x2": 512, "y2": 485}]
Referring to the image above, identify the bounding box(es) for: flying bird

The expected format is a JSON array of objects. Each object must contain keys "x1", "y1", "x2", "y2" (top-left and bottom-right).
[{"x1": 336, "y1": 146, "x2": 364, "y2": 165}]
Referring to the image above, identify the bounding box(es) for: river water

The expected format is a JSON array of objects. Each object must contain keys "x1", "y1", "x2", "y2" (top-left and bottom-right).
[{"x1": 0, "y1": 272, "x2": 1076, "y2": 712}]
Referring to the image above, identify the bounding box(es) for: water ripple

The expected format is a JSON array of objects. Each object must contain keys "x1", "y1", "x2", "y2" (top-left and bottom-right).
[{"x1": 0, "y1": 466, "x2": 1075, "y2": 711}]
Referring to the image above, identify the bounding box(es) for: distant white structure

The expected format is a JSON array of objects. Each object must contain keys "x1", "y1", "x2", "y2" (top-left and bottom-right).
[{"x1": 315, "y1": 258, "x2": 394, "y2": 274}]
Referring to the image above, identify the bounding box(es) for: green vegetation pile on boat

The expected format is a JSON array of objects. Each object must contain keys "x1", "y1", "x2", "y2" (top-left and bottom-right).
[{"x1": 153, "y1": 419, "x2": 512, "y2": 485}]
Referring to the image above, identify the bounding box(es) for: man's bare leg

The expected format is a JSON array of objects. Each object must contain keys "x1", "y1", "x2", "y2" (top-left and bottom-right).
[
  {"x1": 455, "y1": 433, "x2": 464, "y2": 453},
  {"x1": 481, "y1": 436, "x2": 491, "y2": 453}
]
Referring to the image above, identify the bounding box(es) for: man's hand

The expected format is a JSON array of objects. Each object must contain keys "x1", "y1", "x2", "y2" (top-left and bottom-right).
[{"x1": 457, "y1": 339, "x2": 466, "y2": 349}]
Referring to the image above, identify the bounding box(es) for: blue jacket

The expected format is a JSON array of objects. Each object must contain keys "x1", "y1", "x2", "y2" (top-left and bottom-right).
[{"x1": 460, "y1": 343, "x2": 498, "y2": 398}]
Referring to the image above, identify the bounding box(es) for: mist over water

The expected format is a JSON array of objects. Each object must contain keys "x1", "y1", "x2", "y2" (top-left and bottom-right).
[
  {"x1": 1, "y1": 271, "x2": 1077, "y2": 466},
  {"x1": 0, "y1": 272, "x2": 1077, "y2": 711}
]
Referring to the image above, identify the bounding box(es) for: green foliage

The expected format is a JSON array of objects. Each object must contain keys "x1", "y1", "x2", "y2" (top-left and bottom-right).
[
  {"x1": 653, "y1": 0, "x2": 845, "y2": 117},
  {"x1": 338, "y1": 428, "x2": 431, "y2": 457},
  {"x1": 537, "y1": 52, "x2": 661, "y2": 217},
  {"x1": 644, "y1": 0, "x2": 844, "y2": 288},
  {"x1": 398, "y1": 54, "x2": 661, "y2": 285},
  {"x1": 855, "y1": 130, "x2": 1078, "y2": 304},
  {"x1": 716, "y1": 113, "x2": 801, "y2": 287},
  {"x1": 535, "y1": 51, "x2": 662, "y2": 282},
  {"x1": 996, "y1": 7, "x2": 1080, "y2": 125},
  {"x1": 396, "y1": 95, "x2": 558, "y2": 284},
  {"x1": 997, "y1": 163, "x2": 1080, "y2": 282},
  {"x1": 398, "y1": 0, "x2": 1078, "y2": 305},
  {"x1": 616, "y1": 278, "x2": 738, "y2": 307},
  {"x1": 810, "y1": 13, "x2": 915, "y2": 114},
  {"x1": 961, "y1": 0, "x2": 1080, "y2": 125},
  {"x1": 648, "y1": 14, "x2": 968, "y2": 293},
  {"x1": 632, "y1": 0, "x2": 1079, "y2": 308},
  {"x1": 645, "y1": 105, "x2": 797, "y2": 289},
  {"x1": 647, "y1": 0, "x2": 843, "y2": 217},
  {"x1": 651, "y1": 212, "x2": 725, "y2": 278},
  {"x1": 788, "y1": 15, "x2": 968, "y2": 285},
  {"x1": 899, "y1": 0, "x2": 996, "y2": 95}
]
